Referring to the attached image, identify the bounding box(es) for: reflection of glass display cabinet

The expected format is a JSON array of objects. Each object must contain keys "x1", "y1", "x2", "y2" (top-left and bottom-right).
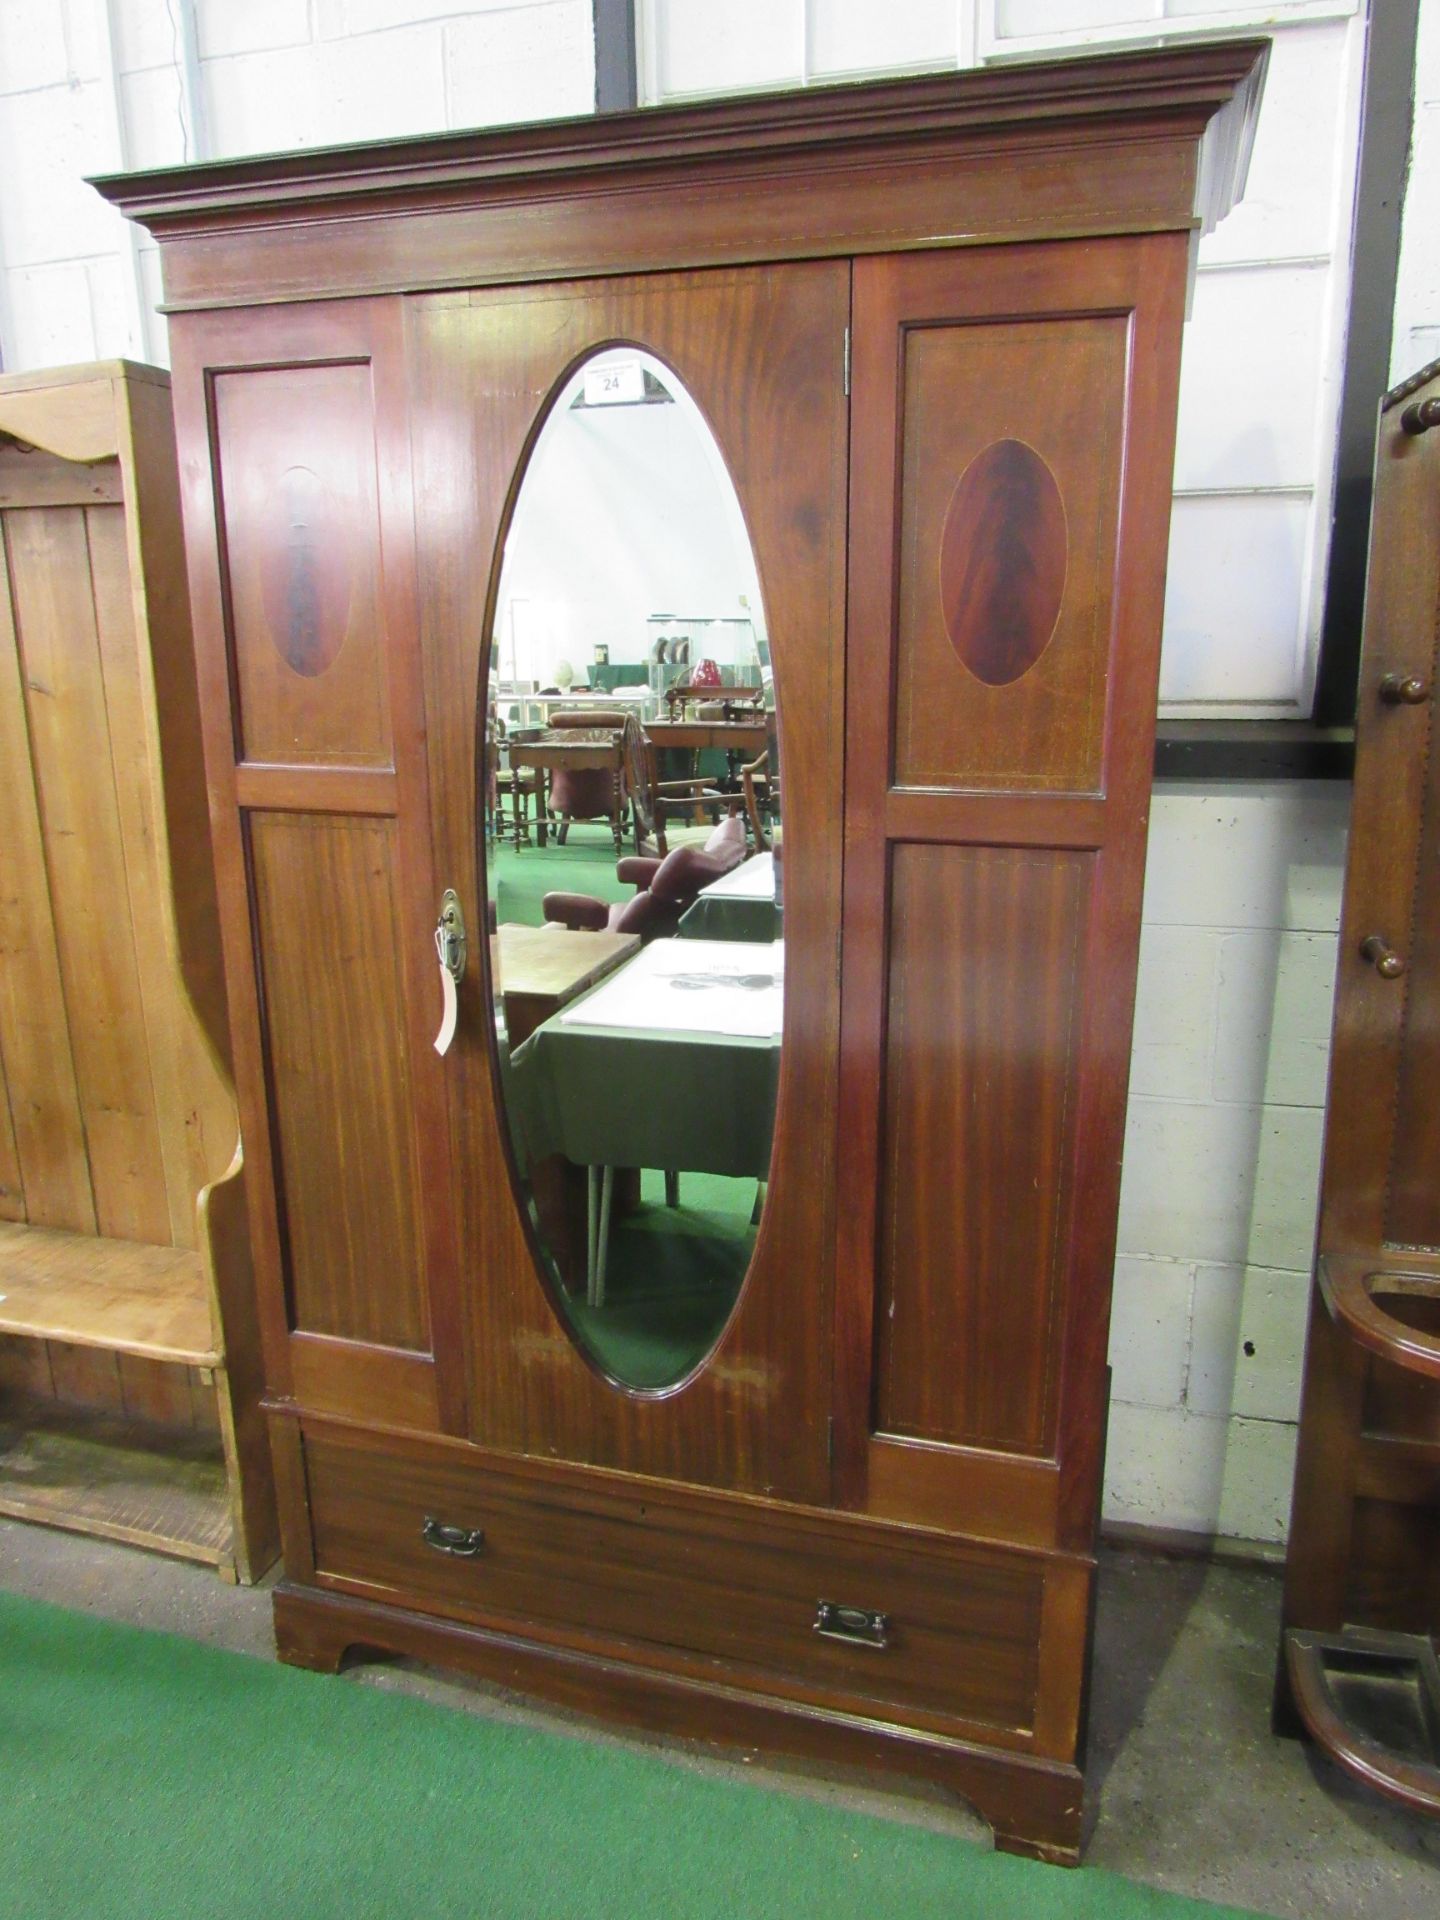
[
  {"x1": 101, "y1": 42, "x2": 1264, "y2": 1865},
  {"x1": 644, "y1": 614, "x2": 760, "y2": 690}
]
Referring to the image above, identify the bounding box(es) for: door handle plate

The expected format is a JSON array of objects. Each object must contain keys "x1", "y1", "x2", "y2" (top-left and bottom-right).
[
  {"x1": 422, "y1": 1514, "x2": 485, "y2": 1558},
  {"x1": 814, "y1": 1601, "x2": 891, "y2": 1649},
  {"x1": 435, "y1": 889, "x2": 467, "y2": 985}
]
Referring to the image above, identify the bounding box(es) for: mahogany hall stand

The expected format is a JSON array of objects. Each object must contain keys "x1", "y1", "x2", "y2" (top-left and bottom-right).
[
  {"x1": 96, "y1": 45, "x2": 1265, "y2": 1860},
  {"x1": 1280, "y1": 360, "x2": 1440, "y2": 1813}
]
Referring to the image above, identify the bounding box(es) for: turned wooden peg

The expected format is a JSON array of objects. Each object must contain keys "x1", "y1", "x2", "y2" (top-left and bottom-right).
[
  {"x1": 1379, "y1": 673, "x2": 1430, "y2": 705},
  {"x1": 1360, "y1": 934, "x2": 1406, "y2": 978},
  {"x1": 1400, "y1": 395, "x2": 1440, "y2": 435}
]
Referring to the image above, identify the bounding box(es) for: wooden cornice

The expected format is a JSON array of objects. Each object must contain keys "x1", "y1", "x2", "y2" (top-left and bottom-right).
[
  {"x1": 93, "y1": 41, "x2": 1266, "y2": 237},
  {"x1": 89, "y1": 42, "x2": 1267, "y2": 314}
]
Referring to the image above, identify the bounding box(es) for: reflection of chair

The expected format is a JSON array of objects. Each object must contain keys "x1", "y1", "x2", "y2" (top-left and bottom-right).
[
  {"x1": 546, "y1": 709, "x2": 627, "y2": 846},
  {"x1": 624, "y1": 719, "x2": 740, "y2": 857},
  {"x1": 491, "y1": 715, "x2": 548, "y2": 849},
  {"x1": 740, "y1": 750, "x2": 779, "y2": 852},
  {"x1": 542, "y1": 814, "x2": 746, "y2": 942}
]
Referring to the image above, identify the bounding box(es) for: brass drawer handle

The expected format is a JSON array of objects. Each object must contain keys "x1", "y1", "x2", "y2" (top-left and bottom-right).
[
  {"x1": 814, "y1": 1601, "x2": 890, "y2": 1649},
  {"x1": 422, "y1": 1514, "x2": 485, "y2": 1558},
  {"x1": 1360, "y1": 934, "x2": 1406, "y2": 979}
]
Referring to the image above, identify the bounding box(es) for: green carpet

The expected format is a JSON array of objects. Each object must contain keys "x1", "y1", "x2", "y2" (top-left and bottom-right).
[
  {"x1": 566, "y1": 1168, "x2": 755, "y2": 1387},
  {"x1": 0, "y1": 1589, "x2": 1264, "y2": 1920},
  {"x1": 489, "y1": 821, "x2": 629, "y2": 929}
]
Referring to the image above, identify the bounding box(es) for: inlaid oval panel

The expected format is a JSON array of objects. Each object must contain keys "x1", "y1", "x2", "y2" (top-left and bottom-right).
[
  {"x1": 939, "y1": 438, "x2": 1067, "y2": 688},
  {"x1": 260, "y1": 463, "x2": 354, "y2": 677},
  {"x1": 483, "y1": 346, "x2": 781, "y2": 1395}
]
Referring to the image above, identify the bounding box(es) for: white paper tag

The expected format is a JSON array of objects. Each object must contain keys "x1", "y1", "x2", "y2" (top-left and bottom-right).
[{"x1": 434, "y1": 962, "x2": 458, "y2": 1055}]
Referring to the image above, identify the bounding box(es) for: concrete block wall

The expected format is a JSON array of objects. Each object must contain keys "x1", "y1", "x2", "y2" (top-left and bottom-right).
[
  {"x1": 1105, "y1": 783, "x2": 1350, "y2": 1542},
  {"x1": 0, "y1": 0, "x2": 595, "y2": 368}
]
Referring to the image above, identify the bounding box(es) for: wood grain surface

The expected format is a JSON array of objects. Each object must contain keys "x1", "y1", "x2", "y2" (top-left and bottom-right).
[
  {"x1": 134, "y1": 49, "x2": 1263, "y2": 1858},
  {"x1": 212, "y1": 362, "x2": 392, "y2": 769},
  {"x1": 0, "y1": 363, "x2": 278, "y2": 1581},
  {"x1": 0, "y1": 1222, "x2": 214, "y2": 1363},
  {"x1": 837, "y1": 235, "x2": 1191, "y2": 1558},
  {"x1": 248, "y1": 811, "x2": 430, "y2": 1350},
  {"x1": 1283, "y1": 360, "x2": 1440, "y2": 1681}
]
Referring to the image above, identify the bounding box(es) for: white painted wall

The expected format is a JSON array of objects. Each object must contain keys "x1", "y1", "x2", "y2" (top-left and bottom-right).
[
  {"x1": 1392, "y1": 0, "x2": 1440, "y2": 379},
  {"x1": 1, "y1": 1, "x2": 1435, "y2": 1546},
  {"x1": 0, "y1": 1, "x2": 595, "y2": 366},
  {"x1": 1106, "y1": 783, "x2": 1349, "y2": 1541}
]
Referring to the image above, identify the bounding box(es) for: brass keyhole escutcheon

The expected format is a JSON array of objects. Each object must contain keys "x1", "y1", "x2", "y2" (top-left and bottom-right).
[{"x1": 435, "y1": 888, "x2": 467, "y2": 986}]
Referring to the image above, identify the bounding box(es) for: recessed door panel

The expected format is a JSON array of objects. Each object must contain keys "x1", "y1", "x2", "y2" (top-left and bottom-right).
[
  {"x1": 249, "y1": 812, "x2": 430, "y2": 1348},
  {"x1": 893, "y1": 315, "x2": 1125, "y2": 795},
  {"x1": 876, "y1": 843, "x2": 1088, "y2": 1457},
  {"x1": 212, "y1": 362, "x2": 393, "y2": 768}
]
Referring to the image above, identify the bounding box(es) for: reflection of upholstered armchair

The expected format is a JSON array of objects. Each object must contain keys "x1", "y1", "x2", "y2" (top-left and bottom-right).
[
  {"x1": 546, "y1": 709, "x2": 627, "y2": 845},
  {"x1": 542, "y1": 814, "x2": 746, "y2": 942}
]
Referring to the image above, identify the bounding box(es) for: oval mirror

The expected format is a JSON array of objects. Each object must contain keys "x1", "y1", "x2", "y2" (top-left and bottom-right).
[{"x1": 482, "y1": 347, "x2": 781, "y2": 1393}]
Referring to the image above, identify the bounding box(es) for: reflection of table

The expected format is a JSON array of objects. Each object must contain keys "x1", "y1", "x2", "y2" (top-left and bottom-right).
[
  {"x1": 647, "y1": 718, "x2": 768, "y2": 756},
  {"x1": 511, "y1": 939, "x2": 782, "y2": 1303},
  {"x1": 508, "y1": 729, "x2": 628, "y2": 853},
  {"x1": 647, "y1": 716, "x2": 769, "y2": 803},
  {"x1": 492, "y1": 924, "x2": 641, "y2": 1046},
  {"x1": 677, "y1": 850, "x2": 781, "y2": 945},
  {"x1": 494, "y1": 925, "x2": 641, "y2": 1283}
]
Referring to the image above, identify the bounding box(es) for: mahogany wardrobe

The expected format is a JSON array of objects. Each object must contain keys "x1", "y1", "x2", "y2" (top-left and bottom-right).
[{"x1": 98, "y1": 42, "x2": 1265, "y2": 1862}]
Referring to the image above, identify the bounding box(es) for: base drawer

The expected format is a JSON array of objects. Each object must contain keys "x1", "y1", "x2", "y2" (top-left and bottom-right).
[{"x1": 302, "y1": 1426, "x2": 1051, "y2": 1741}]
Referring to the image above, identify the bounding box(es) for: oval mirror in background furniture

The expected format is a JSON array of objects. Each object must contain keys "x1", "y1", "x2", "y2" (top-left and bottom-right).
[{"x1": 483, "y1": 347, "x2": 782, "y2": 1391}]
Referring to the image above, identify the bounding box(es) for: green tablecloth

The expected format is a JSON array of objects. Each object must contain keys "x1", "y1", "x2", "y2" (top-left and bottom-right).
[
  {"x1": 675, "y1": 895, "x2": 782, "y2": 944},
  {"x1": 508, "y1": 1018, "x2": 778, "y2": 1179}
]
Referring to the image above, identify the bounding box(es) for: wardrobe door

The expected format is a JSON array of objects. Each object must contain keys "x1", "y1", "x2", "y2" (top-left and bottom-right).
[
  {"x1": 410, "y1": 264, "x2": 848, "y2": 1502},
  {"x1": 170, "y1": 301, "x2": 466, "y2": 1437},
  {"x1": 836, "y1": 236, "x2": 1190, "y2": 1555}
]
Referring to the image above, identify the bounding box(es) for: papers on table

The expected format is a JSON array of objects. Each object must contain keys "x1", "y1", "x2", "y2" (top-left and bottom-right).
[
  {"x1": 556, "y1": 937, "x2": 784, "y2": 1038},
  {"x1": 697, "y1": 851, "x2": 776, "y2": 900}
]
